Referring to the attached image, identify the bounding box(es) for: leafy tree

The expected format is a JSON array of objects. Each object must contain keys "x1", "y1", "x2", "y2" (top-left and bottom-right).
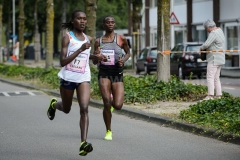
[{"x1": 96, "y1": 0, "x2": 128, "y2": 31}]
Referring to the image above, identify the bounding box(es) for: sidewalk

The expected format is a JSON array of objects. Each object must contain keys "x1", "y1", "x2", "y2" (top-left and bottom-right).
[{"x1": 1, "y1": 59, "x2": 240, "y2": 145}]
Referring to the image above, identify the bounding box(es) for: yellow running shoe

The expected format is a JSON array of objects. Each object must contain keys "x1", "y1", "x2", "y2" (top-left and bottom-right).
[
  {"x1": 110, "y1": 106, "x2": 114, "y2": 113},
  {"x1": 104, "y1": 130, "x2": 112, "y2": 140}
]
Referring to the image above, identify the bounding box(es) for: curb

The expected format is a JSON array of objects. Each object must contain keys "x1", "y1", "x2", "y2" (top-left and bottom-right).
[{"x1": 1, "y1": 77, "x2": 240, "y2": 145}]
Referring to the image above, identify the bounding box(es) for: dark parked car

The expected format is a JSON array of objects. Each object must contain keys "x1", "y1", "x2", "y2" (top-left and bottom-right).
[
  {"x1": 135, "y1": 46, "x2": 157, "y2": 74},
  {"x1": 135, "y1": 42, "x2": 207, "y2": 79},
  {"x1": 170, "y1": 42, "x2": 207, "y2": 79}
]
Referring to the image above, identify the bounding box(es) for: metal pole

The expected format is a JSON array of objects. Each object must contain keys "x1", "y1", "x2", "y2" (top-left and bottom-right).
[
  {"x1": 12, "y1": 0, "x2": 15, "y2": 47},
  {"x1": 170, "y1": 0, "x2": 174, "y2": 49},
  {"x1": 238, "y1": 19, "x2": 240, "y2": 67}
]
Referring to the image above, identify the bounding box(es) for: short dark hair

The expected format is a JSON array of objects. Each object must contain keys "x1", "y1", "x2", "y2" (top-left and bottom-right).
[{"x1": 102, "y1": 15, "x2": 114, "y2": 23}]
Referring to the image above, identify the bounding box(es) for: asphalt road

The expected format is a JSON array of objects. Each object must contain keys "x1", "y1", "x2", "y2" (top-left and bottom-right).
[{"x1": 0, "y1": 81, "x2": 240, "y2": 160}]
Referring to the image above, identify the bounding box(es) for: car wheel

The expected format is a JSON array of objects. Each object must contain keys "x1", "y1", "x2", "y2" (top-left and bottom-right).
[
  {"x1": 135, "y1": 65, "x2": 140, "y2": 74},
  {"x1": 197, "y1": 74, "x2": 202, "y2": 79},
  {"x1": 178, "y1": 67, "x2": 185, "y2": 79}
]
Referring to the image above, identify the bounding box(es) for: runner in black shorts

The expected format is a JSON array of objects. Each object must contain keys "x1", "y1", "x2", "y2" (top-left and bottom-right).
[
  {"x1": 46, "y1": 10, "x2": 105, "y2": 156},
  {"x1": 93, "y1": 15, "x2": 130, "y2": 141}
]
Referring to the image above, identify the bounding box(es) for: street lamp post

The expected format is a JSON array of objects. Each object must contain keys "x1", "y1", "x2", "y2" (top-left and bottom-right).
[{"x1": 12, "y1": 0, "x2": 15, "y2": 47}]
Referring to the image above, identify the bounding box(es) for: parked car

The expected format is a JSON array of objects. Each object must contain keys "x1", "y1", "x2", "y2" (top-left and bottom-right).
[
  {"x1": 135, "y1": 46, "x2": 157, "y2": 74},
  {"x1": 170, "y1": 42, "x2": 207, "y2": 79}
]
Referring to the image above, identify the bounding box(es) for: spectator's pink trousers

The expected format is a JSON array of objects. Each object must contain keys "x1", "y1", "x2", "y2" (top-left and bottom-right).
[{"x1": 207, "y1": 63, "x2": 222, "y2": 96}]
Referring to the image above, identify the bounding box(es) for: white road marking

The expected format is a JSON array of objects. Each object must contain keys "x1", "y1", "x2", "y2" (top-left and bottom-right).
[
  {"x1": 2, "y1": 92, "x2": 10, "y2": 97},
  {"x1": 28, "y1": 92, "x2": 36, "y2": 96}
]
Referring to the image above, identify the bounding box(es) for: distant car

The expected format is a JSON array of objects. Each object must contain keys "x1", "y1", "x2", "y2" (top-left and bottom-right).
[
  {"x1": 170, "y1": 42, "x2": 207, "y2": 79},
  {"x1": 135, "y1": 46, "x2": 157, "y2": 74}
]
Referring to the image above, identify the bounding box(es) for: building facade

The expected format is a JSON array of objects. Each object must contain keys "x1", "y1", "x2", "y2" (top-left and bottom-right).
[{"x1": 141, "y1": 0, "x2": 240, "y2": 68}]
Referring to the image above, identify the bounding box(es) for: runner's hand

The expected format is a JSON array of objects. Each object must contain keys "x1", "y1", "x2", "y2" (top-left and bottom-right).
[
  {"x1": 95, "y1": 47, "x2": 107, "y2": 62},
  {"x1": 80, "y1": 42, "x2": 91, "y2": 51},
  {"x1": 118, "y1": 56, "x2": 124, "y2": 67}
]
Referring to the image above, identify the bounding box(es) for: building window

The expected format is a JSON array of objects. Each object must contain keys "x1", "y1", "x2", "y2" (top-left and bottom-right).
[
  {"x1": 175, "y1": 30, "x2": 184, "y2": 45},
  {"x1": 226, "y1": 26, "x2": 238, "y2": 50},
  {"x1": 225, "y1": 25, "x2": 239, "y2": 67},
  {"x1": 198, "y1": 30, "x2": 207, "y2": 43},
  {"x1": 174, "y1": 0, "x2": 185, "y2": 4}
]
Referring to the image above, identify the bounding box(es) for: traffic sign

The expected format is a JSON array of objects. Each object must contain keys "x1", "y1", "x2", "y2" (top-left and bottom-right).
[{"x1": 170, "y1": 12, "x2": 179, "y2": 24}]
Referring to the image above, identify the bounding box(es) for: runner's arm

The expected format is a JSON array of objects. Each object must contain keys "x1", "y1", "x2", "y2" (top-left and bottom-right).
[
  {"x1": 91, "y1": 38, "x2": 103, "y2": 64},
  {"x1": 60, "y1": 34, "x2": 91, "y2": 67},
  {"x1": 121, "y1": 36, "x2": 131, "y2": 63}
]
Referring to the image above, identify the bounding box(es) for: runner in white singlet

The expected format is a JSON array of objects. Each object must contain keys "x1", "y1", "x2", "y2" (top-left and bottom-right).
[{"x1": 46, "y1": 10, "x2": 106, "y2": 156}]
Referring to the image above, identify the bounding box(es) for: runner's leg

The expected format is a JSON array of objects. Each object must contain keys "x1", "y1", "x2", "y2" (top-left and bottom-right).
[
  {"x1": 76, "y1": 82, "x2": 91, "y2": 142},
  {"x1": 99, "y1": 78, "x2": 112, "y2": 131},
  {"x1": 53, "y1": 85, "x2": 74, "y2": 113},
  {"x1": 111, "y1": 82, "x2": 124, "y2": 110}
]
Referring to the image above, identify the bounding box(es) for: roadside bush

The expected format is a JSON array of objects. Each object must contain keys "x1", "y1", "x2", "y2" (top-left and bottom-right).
[
  {"x1": 179, "y1": 97, "x2": 240, "y2": 135},
  {"x1": 0, "y1": 64, "x2": 60, "y2": 89}
]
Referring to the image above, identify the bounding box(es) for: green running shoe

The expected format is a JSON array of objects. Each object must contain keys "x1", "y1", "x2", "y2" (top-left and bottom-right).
[
  {"x1": 104, "y1": 130, "x2": 112, "y2": 140},
  {"x1": 47, "y1": 98, "x2": 57, "y2": 120},
  {"x1": 79, "y1": 141, "x2": 93, "y2": 156}
]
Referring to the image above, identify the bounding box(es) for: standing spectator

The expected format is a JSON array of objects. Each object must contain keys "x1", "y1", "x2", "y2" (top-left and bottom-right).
[
  {"x1": 13, "y1": 41, "x2": 19, "y2": 60},
  {"x1": 200, "y1": 19, "x2": 225, "y2": 100},
  {"x1": 93, "y1": 15, "x2": 130, "y2": 140}
]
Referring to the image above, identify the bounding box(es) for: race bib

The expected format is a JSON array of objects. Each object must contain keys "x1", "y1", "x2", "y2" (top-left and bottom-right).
[
  {"x1": 101, "y1": 49, "x2": 115, "y2": 65},
  {"x1": 66, "y1": 51, "x2": 88, "y2": 73}
]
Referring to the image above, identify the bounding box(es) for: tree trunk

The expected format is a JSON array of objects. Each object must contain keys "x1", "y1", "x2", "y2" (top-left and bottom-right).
[
  {"x1": 5, "y1": 0, "x2": 11, "y2": 61},
  {"x1": 145, "y1": 0, "x2": 150, "y2": 46},
  {"x1": 34, "y1": 0, "x2": 41, "y2": 62},
  {"x1": 61, "y1": 0, "x2": 67, "y2": 38},
  {"x1": 18, "y1": 0, "x2": 25, "y2": 65},
  {"x1": 45, "y1": 0, "x2": 54, "y2": 69},
  {"x1": 0, "y1": 3, "x2": 2, "y2": 62},
  {"x1": 131, "y1": 0, "x2": 142, "y2": 70},
  {"x1": 157, "y1": 0, "x2": 170, "y2": 82},
  {"x1": 127, "y1": 0, "x2": 132, "y2": 36},
  {"x1": 85, "y1": 0, "x2": 97, "y2": 55}
]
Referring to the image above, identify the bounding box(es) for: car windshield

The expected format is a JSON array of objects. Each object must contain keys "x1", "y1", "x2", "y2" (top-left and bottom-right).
[
  {"x1": 150, "y1": 49, "x2": 157, "y2": 57},
  {"x1": 186, "y1": 45, "x2": 201, "y2": 52}
]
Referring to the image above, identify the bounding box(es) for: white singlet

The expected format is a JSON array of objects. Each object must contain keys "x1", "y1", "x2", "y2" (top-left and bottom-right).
[{"x1": 58, "y1": 31, "x2": 91, "y2": 83}]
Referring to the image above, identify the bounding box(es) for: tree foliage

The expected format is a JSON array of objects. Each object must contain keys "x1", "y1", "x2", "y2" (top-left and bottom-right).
[
  {"x1": 96, "y1": 0, "x2": 128, "y2": 30},
  {"x1": 1, "y1": 0, "x2": 129, "y2": 56}
]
